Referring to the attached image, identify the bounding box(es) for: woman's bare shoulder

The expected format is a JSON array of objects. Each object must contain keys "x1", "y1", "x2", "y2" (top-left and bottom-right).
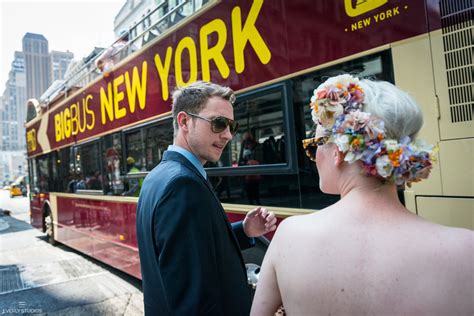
[
  {"x1": 414, "y1": 219, "x2": 474, "y2": 262},
  {"x1": 439, "y1": 225, "x2": 474, "y2": 253},
  {"x1": 271, "y1": 210, "x2": 331, "y2": 246}
]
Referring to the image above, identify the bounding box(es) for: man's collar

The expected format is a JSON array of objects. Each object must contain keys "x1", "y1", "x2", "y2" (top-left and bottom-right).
[{"x1": 167, "y1": 145, "x2": 207, "y2": 179}]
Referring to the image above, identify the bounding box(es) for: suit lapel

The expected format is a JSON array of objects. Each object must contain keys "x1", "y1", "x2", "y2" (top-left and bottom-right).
[{"x1": 163, "y1": 151, "x2": 245, "y2": 259}]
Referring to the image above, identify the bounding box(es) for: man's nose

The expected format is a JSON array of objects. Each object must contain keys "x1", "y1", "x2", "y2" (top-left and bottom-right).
[{"x1": 221, "y1": 126, "x2": 233, "y2": 140}]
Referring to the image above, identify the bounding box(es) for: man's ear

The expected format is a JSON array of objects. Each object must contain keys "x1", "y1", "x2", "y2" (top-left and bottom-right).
[
  {"x1": 177, "y1": 112, "x2": 188, "y2": 130},
  {"x1": 334, "y1": 147, "x2": 345, "y2": 166}
]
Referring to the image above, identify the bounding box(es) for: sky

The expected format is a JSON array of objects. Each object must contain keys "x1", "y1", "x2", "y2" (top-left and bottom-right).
[{"x1": 0, "y1": 0, "x2": 125, "y2": 89}]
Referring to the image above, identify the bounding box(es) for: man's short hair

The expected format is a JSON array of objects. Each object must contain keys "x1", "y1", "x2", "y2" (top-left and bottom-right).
[{"x1": 171, "y1": 81, "x2": 235, "y2": 133}]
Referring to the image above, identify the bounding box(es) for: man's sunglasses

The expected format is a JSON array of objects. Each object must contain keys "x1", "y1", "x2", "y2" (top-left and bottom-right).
[
  {"x1": 302, "y1": 136, "x2": 329, "y2": 161},
  {"x1": 185, "y1": 112, "x2": 239, "y2": 135}
]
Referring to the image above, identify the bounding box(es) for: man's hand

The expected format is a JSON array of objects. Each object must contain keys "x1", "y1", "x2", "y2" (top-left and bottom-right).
[{"x1": 243, "y1": 207, "x2": 277, "y2": 237}]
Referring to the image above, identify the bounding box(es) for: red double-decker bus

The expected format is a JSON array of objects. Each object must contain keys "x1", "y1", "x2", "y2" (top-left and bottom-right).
[{"x1": 25, "y1": 0, "x2": 473, "y2": 280}]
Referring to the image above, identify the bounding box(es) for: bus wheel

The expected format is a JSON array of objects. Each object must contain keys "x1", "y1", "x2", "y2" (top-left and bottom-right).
[
  {"x1": 242, "y1": 237, "x2": 269, "y2": 291},
  {"x1": 43, "y1": 206, "x2": 56, "y2": 245}
]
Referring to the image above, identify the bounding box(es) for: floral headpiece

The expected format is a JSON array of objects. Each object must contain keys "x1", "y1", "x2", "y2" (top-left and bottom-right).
[{"x1": 310, "y1": 74, "x2": 435, "y2": 186}]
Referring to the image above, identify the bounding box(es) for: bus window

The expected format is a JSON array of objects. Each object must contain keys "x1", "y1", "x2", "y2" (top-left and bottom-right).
[
  {"x1": 207, "y1": 86, "x2": 287, "y2": 170},
  {"x1": 144, "y1": 119, "x2": 173, "y2": 171},
  {"x1": 102, "y1": 133, "x2": 125, "y2": 196},
  {"x1": 74, "y1": 141, "x2": 103, "y2": 192},
  {"x1": 125, "y1": 129, "x2": 145, "y2": 172},
  {"x1": 52, "y1": 147, "x2": 74, "y2": 193},
  {"x1": 294, "y1": 51, "x2": 393, "y2": 210},
  {"x1": 37, "y1": 154, "x2": 51, "y2": 192}
]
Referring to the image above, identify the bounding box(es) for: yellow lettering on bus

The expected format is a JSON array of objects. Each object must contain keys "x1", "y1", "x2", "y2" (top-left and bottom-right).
[
  {"x1": 54, "y1": 113, "x2": 62, "y2": 141},
  {"x1": 64, "y1": 107, "x2": 72, "y2": 138},
  {"x1": 113, "y1": 75, "x2": 126, "y2": 120},
  {"x1": 78, "y1": 98, "x2": 87, "y2": 133},
  {"x1": 232, "y1": 0, "x2": 271, "y2": 74},
  {"x1": 344, "y1": 0, "x2": 388, "y2": 17},
  {"x1": 154, "y1": 47, "x2": 173, "y2": 101},
  {"x1": 27, "y1": 129, "x2": 37, "y2": 152},
  {"x1": 175, "y1": 37, "x2": 198, "y2": 87},
  {"x1": 125, "y1": 61, "x2": 148, "y2": 113},
  {"x1": 200, "y1": 19, "x2": 230, "y2": 81},
  {"x1": 100, "y1": 83, "x2": 114, "y2": 124},
  {"x1": 70, "y1": 103, "x2": 79, "y2": 136},
  {"x1": 85, "y1": 94, "x2": 95, "y2": 130}
]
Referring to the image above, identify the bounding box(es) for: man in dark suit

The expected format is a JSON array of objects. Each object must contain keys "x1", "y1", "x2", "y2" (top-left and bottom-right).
[{"x1": 136, "y1": 81, "x2": 277, "y2": 315}]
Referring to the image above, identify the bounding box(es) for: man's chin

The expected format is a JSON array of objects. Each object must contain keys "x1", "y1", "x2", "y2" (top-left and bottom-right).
[{"x1": 208, "y1": 154, "x2": 222, "y2": 163}]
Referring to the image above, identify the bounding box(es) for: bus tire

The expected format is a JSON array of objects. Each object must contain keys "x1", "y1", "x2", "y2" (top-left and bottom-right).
[
  {"x1": 242, "y1": 236, "x2": 269, "y2": 293},
  {"x1": 43, "y1": 206, "x2": 56, "y2": 245}
]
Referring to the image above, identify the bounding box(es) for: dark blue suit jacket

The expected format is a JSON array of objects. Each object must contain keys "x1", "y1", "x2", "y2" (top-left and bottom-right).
[{"x1": 136, "y1": 151, "x2": 253, "y2": 315}]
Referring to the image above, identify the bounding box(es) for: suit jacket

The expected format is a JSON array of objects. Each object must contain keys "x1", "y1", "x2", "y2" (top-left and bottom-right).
[{"x1": 136, "y1": 151, "x2": 253, "y2": 315}]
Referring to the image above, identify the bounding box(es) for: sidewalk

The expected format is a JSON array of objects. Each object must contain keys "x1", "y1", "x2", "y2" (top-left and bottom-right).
[{"x1": 0, "y1": 211, "x2": 144, "y2": 315}]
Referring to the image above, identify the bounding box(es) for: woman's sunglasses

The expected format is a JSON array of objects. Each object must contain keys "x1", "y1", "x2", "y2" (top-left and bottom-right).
[
  {"x1": 185, "y1": 112, "x2": 239, "y2": 135},
  {"x1": 301, "y1": 136, "x2": 329, "y2": 161}
]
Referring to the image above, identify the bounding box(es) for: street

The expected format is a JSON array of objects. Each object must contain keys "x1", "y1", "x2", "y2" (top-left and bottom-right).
[{"x1": 0, "y1": 189, "x2": 144, "y2": 315}]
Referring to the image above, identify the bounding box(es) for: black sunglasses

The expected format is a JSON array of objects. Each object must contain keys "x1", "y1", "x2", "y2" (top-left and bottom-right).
[
  {"x1": 185, "y1": 112, "x2": 239, "y2": 135},
  {"x1": 302, "y1": 136, "x2": 329, "y2": 161}
]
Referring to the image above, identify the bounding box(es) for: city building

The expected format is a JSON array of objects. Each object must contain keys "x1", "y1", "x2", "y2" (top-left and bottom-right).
[
  {"x1": 1, "y1": 51, "x2": 26, "y2": 151},
  {"x1": 50, "y1": 50, "x2": 74, "y2": 82},
  {"x1": 114, "y1": 0, "x2": 207, "y2": 47},
  {"x1": 22, "y1": 33, "x2": 51, "y2": 100},
  {"x1": 0, "y1": 51, "x2": 27, "y2": 182}
]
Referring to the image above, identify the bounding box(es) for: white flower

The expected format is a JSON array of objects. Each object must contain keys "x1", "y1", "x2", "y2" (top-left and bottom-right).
[
  {"x1": 320, "y1": 103, "x2": 344, "y2": 127},
  {"x1": 326, "y1": 103, "x2": 344, "y2": 116},
  {"x1": 324, "y1": 74, "x2": 359, "y2": 89},
  {"x1": 376, "y1": 155, "x2": 393, "y2": 178},
  {"x1": 384, "y1": 140, "x2": 399, "y2": 152},
  {"x1": 344, "y1": 151, "x2": 356, "y2": 163},
  {"x1": 334, "y1": 134, "x2": 351, "y2": 152},
  {"x1": 411, "y1": 139, "x2": 433, "y2": 152},
  {"x1": 344, "y1": 151, "x2": 363, "y2": 164}
]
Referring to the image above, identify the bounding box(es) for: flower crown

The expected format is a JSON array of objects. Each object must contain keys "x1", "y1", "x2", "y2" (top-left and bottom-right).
[{"x1": 310, "y1": 74, "x2": 435, "y2": 186}]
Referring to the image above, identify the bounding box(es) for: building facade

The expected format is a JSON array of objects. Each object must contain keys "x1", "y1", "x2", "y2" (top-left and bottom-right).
[
  {"x1": 0, "y1": 51, "x2": 27, "y2": 182},
  {"x1": 50, "y1": 50, "x2": 74, "y2": 82},
  {"x1": 1, "y1": 51, "x2": 26, "y2": 151},
  {"x1": 22, "y1": 33, "x2": 51, "y2": 100},
  {"x1": 114, "y1": 0, "x2": 207, "y2": 48}
]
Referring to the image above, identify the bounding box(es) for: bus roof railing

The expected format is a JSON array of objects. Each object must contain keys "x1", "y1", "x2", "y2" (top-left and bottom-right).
[{"x1": 35, "y1": 0, "x2": 206, "y2": 114}]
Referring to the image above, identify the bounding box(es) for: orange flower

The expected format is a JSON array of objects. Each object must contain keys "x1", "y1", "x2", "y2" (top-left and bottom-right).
[
  {"x1": 388, "y1": 149, "x2": 403, "y2": 167},
  {"x1": 351, "y1": 138, "x2": 361, "y2": 146}
]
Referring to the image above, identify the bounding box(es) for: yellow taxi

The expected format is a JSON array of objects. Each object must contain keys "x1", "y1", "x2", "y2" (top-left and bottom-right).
[{"x1": 10, "y1": 184, "x2": 26, "y2": 198}]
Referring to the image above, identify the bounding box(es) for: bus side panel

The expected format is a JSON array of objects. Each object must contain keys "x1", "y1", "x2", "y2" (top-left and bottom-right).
[
  {"x1": 55, "y1": 195, "x2": 140, "y2": 278},
  {"x1": 56, "y1": 196, "x2": 94, "y2": 256},
  {"x1": 30, "y1": 196, "x2": 44, "y2": 230},
  {"x1": 90, "y1": 200, "x2": 140, "y2": 279},
  {"x1": 439, "y1": 139, "x2": 474, "y2": 197},
  {"x1": 391, "y1": 34, "x2": 443, "y2": 196},
  {"x1": 284, "y1": 0, "x2": 431, "y2": 75},
  {"x1": 417, "y1": 197, "x2": 474, "y2": 230}
]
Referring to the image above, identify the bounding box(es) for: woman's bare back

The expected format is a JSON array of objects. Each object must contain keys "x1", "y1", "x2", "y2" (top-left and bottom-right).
[{"x1": 271, "y1": 204, "x2": 474, "y2": 315}]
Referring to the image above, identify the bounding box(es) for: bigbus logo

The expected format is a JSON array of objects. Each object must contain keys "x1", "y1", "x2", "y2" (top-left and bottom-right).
[
  {"x1": 27, "y1": 129, "x2": 37, "y2": 152},
  {"x1": 344, "y1": 0, "x2": 388, "y2": 17}
]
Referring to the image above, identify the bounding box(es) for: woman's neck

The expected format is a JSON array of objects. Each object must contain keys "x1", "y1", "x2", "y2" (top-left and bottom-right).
[{"x1": 337, "y1": 170, "x2": 406, "y2": 214}]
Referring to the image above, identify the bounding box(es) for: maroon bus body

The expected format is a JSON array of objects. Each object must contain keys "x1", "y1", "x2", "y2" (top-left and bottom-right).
[{"x1": 27, "y1": 0, "x2": 441, "y2": 279}]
